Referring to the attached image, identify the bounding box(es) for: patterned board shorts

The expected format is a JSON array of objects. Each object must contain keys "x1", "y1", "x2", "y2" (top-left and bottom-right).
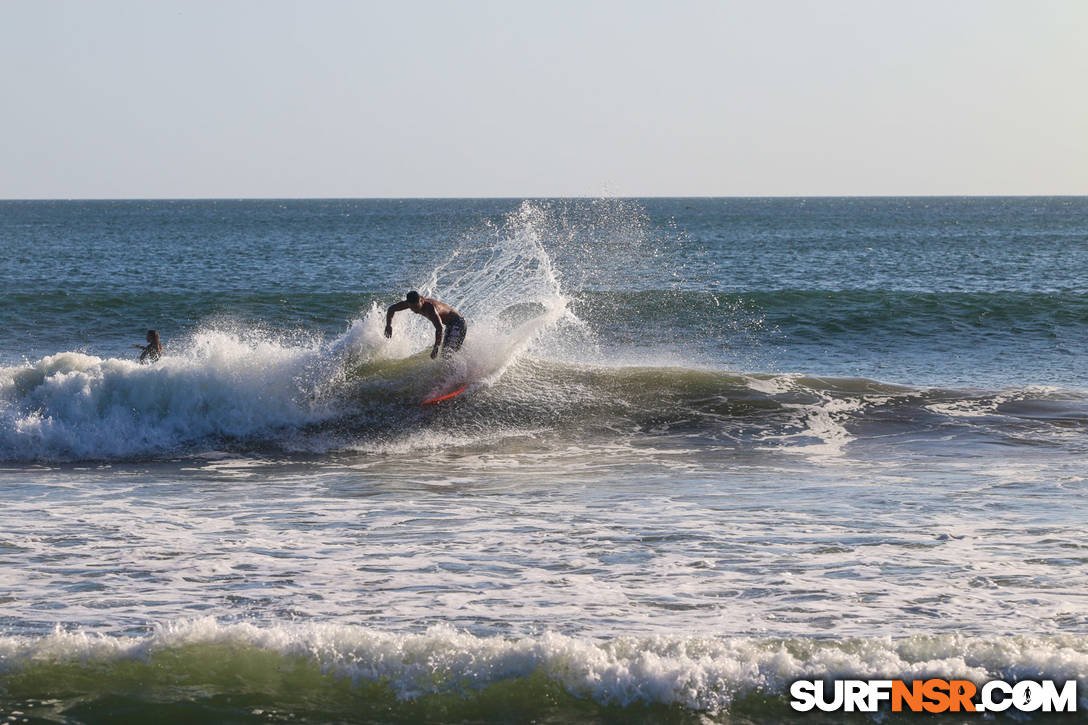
[{"x1": 443, "y1": 317, "x2": 467, "y2": 353}]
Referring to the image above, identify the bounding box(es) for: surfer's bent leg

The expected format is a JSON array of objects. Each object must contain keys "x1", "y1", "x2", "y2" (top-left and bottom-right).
[{"x1": 442, "y1": 318, "x2": 467, "y2": 355}]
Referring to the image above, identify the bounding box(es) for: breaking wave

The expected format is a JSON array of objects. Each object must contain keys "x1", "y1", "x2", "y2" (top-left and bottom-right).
[
  {"x1": 2, "y1": 620, "x2": 1087, "y2": 722},
  {"x1": 1, "y1": 199, "x2": 1084, "y2": 463}
]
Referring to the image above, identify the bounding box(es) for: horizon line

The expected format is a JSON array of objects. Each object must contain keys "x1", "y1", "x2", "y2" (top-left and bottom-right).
[{"x1": 2, "y1": 193, "x2": 1087, "y2": 202}]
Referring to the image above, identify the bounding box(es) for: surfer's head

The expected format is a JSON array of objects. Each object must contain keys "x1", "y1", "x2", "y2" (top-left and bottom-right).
[
  {"x1": 146, "y1": 329, "x2": 159, "y2": 345},
  {"x1": 406, "y1": 290, "x2": 421, "y2": 307}
]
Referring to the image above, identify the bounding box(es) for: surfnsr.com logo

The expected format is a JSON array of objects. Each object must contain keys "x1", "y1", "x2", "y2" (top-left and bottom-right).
[{"x1": 790, "y1": 679, "x2": 1077, "y2": 714}]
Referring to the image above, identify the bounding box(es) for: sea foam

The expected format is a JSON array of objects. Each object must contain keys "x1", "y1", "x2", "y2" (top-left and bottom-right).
[
  {"x1": 2, "y1": 620, "x2": 1088, "y2": 714},
  {"x1": 0, "y1": 330, "x2": 337, "y2": 460}
]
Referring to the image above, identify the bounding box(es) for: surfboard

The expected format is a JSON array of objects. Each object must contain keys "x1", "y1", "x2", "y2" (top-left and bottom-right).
[{"x1": 421, "y1": 384, "x2": 467, "y2": 406}]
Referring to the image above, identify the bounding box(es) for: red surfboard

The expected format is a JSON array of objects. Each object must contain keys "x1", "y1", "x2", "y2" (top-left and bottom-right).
[{"x1": 421, "y1": 385, "x2": 467, "y2": 406}]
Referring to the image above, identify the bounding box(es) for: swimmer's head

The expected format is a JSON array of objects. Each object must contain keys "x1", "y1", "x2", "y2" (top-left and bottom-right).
[
  {"x1": 406, "y1": 290, "x2": 421, "y2": 307},
  {"x1": 146, "y1": 329, "x2": 159, "y2": 344}
]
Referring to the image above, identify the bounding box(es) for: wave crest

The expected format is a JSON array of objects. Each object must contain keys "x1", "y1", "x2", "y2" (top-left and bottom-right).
[{"x1": 3, "y1": 620, "x2": 1088, "y2": 720}]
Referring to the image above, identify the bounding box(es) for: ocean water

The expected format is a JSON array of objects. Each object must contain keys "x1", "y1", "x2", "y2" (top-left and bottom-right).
[{"x1": 1, "y1": 197, "x2": 1087, "y2": 722}]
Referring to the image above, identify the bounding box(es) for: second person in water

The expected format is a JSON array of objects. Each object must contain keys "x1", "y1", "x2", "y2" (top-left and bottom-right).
[
  {"x1": 134, "y1": 329, "x2": 162, "y2": 363},
  {"x1": 384, "y1": 291, "x2": 467, "y2": 359}
]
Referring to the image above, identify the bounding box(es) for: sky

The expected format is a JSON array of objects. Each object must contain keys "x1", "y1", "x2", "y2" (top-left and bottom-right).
[{"x1": 2, "y1": 0, "x2": 1086, "y2": 198}]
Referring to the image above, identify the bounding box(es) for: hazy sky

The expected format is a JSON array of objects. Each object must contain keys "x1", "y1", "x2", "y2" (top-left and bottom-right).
[{"x1": 2, "y1": 0, "x2": 1086, "y2": 198}]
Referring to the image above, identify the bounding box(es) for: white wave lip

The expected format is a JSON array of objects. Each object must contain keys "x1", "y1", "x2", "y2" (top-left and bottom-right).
[
  {"x1": 3, "y1": 620, "x2": 1088, "y2": 712},
  {"x1": 0, "y1": 330, "x2": 339, "y2": 460}
]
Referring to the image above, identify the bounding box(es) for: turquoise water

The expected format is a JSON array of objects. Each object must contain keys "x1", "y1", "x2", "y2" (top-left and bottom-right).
[{"x1": 1, "y1": 198, "x2": 1087, "y2": 722}]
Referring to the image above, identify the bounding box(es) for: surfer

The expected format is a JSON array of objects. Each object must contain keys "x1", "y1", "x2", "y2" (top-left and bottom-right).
[
  {"x1": 385, "y1": 291, "x2": 467, "y2": 359},
  {"x1": 133, "y1": 329, "x2": 162, "y2": 364}
]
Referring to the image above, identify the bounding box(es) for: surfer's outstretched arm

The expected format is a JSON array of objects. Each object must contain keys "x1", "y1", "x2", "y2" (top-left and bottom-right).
[{"x1": 384, "y1": 301, "x2": 410, "y2": 338}]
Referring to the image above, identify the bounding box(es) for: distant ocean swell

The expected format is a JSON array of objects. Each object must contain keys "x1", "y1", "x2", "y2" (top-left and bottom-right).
[
  {"x1": 573, "y1": 289, "x2": 1088, "y2": 337},
  {"x1": 2, "y1": 621, "x2": 1088, "y2": 722},
  {"x1": 5, "y1": 289, "x2": 1085, "y2": 339}
]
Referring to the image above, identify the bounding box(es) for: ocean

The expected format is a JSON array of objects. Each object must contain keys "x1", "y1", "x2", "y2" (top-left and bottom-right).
[{"x1": 1, "y1": 197, "x2": 1086, "y2": 722}]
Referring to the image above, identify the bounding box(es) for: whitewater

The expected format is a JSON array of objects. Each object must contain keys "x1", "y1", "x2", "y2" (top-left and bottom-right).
[{"x1": 1, "y1": 197, "x2": 1086, "y2": 722}]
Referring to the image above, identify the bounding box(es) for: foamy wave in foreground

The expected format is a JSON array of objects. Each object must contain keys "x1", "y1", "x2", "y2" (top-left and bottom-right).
[{"x1": 2, "y1": 619, "x2": 1088, "y2": 720}]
